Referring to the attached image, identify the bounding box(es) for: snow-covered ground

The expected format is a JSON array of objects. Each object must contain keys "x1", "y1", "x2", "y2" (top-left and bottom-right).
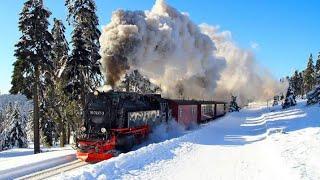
[
  {"x1": 0, "y1": 146, "x2": 76, "y2": 179},
  {"x1": 0, "y1": 100, "x2": 319, "y2": 180},
  {"x1": 61, "y1": 100, "x2": 320, "y2": 180}
]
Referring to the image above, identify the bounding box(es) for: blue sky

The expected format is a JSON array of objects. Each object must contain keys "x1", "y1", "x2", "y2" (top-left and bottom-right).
[{"x1": 1, "y1": 0, "x2": 319, "y2": 94}]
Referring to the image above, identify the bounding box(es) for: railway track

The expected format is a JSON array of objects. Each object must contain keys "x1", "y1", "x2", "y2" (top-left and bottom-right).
[{"x1": 17, "y1": 160, "x2": 88, "y2": 180}]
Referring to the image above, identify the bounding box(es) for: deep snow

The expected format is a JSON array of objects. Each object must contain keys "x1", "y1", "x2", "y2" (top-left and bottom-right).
[
  {"x1": 0, "y1": 146, "x2": 76, "y2": 179},
  {"x1": 62, "y1": 100, "x2": 320, "y2": 180}
]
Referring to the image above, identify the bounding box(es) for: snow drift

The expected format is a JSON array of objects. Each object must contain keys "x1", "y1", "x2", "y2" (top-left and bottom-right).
[{"x1": 99, "y1": 0, "x2": 285, "y2": 104}]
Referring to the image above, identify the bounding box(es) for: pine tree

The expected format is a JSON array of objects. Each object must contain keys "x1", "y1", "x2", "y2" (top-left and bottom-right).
[
  {"x1": 291, "y1": 71, "x2": 299, "y2": 96},
  {"x1": 64, "y1": 25, "x2": 90, "y2": 105},
  {"x1": 303, "y1": 54, "x2": 316, "y2": 93},
  {"x1": 41, "y1": 117, "x2": 57, "y2": 147},
  {"x1": 117, "y1": 70, "x2": 162, "y2": 94},
  {"x1": 298, "y1": 72, "x2": 304, "y2": 97},
  {"x1": 307, "y1": 69, "x2": 320, "y2": 105},
  {"x1": 0, "y1": 111, "x2": 3, "y2": 132},
  {"x1": 48, "y1": 18, "x2": 70, "y2": 147},
  {"x1": 0, "y1": 103, "x2": 13, "y2": 150},
  {"x1": 51, "y1": 18, "x2": 69, "y2": 70},
  {"x1": 10, "y1": 0, "x2": 53, "y2": 153},
  {"x1": 8, "y1": 104, "x2": 28, "y2": 148},
  {"x1": 282, "y1": 85, "x2": 297, "y2": 109},
  {"x1": 0, "y1": 103, "x2": 28, "y2": 150},
  {"x1": 289, "y1": 70, "x2": 304, "y2": 97},
  {"x1": 229, "y1": 95, "x2": 240, "y2": 112},
  {"x1": 65, "y1": 0, "x2": 102, "y2": 104},
  {"x1": 10, "y1": 59, "x2": 32, "y2": 99},
  {"x1": 315, "y1": 52, "x2": 320, "y2": 73}
]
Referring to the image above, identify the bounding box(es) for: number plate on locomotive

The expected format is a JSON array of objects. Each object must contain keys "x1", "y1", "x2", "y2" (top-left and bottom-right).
[{"x1": 89, "y1": 111, "x2": 105, "y2": 116}]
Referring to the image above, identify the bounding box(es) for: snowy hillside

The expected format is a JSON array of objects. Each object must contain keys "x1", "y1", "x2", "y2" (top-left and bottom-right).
[
  {"x1": 62, "y1": 100, "x2": 320, "y2": 180},
  {"x1": 0, "y1": 94, "x2": 32, "y2": 116}
]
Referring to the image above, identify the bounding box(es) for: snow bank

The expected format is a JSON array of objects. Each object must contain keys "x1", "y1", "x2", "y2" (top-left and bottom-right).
[
  {"x1": 0, "y1": 146, "x2": 76, "y2": 179},
  {"x1": 62, "y1": 100, "x2": 320, "y2": 180},
  {"x1": 0, "y1": 146, "x2": 75, "y2": 171}
]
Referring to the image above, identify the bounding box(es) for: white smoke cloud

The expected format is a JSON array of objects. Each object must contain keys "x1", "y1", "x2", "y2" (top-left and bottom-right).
[
  {"x1": 99, "y1": 0, "x2": 226, "y2": 99},
  {"x1": 99, "y1": 0, "x2": 286, "y2": 104},
  {"x1": 200, "y1": 24, "x2": 287, "y2": 104}
]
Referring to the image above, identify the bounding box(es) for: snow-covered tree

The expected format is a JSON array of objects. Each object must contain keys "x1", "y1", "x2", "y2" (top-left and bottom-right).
[
  {"x1": 10, "y1": 0, "x2": 53, "y2": 154},
  {"x1": 304, "y1": 54, "x2": 316, "y2": 93},
  {"x1": 46, "y1": 18, "x2": 71, "y2": 147},
  {"x1": 315, "y1": 52, "x2": 320, "y2": 73},
  {"x1": 116, "y1": 70, "x2": 162, "y2": 94},
  {"x1": 282, "y1": 85, "x2": 297, "y2": 109},
  {"x1": 65, "y1": 0, "x2": 102, "y2": 104},
  {"x1": 0, "y1": 104, "x2": 12, "y2": 150},
  {"x1": 41, "y1": 117, "x2": 58, "y2": 147},
  {"x1": 229, "y1": 95, "x2": 240, "y2": 112},
  {"x1": 0, "y1": 112, "x2": 4, "y2": 149},
  {"x1": 307, "y1": 71, "x2": 320, "y2": 105},
  {"x1": 0, "y1": 94, "x2": 33, "y2": 142},
  {"x1": 51, "y1": 18, "x2": 69, "y2": 70},
  {"x1": 8, "y1": 104, "x2": 28, "y2": 148},
  {"x1": 291, "y1": 70, "x2": 304, "y2": 97},
  {"x1": 0, "y1": 103, "x2": 28, "y2": 150},
  {"x1": 298, "y1": 72, "x2": 304, "y2": 97}
]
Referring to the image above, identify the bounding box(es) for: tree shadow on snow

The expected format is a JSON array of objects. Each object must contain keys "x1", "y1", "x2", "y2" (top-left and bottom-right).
[{"x1": 183, "y1": 105, "x2": 319, "y2": 146}]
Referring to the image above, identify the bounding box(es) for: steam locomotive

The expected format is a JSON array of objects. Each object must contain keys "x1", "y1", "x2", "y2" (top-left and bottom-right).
[
  {"x1": 75, "y1": 90, "x2": 170, "y2": 162},
  {"x1": 75, "y1": 90, "x2": 227, "y2": 163}
]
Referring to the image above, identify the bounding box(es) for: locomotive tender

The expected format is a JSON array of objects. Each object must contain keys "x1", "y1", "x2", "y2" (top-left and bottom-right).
[{"x1": 76, "y1": 90, "x2": 227, "y2": 162}]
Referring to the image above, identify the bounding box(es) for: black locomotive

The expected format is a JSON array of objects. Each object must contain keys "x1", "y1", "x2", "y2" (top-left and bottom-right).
[
  {"x1": 81, "y1": 90, "x2": 170, "y2": 135},
  {"x1": 76, "y1": 90, "x2": 170, "y2": 162}
]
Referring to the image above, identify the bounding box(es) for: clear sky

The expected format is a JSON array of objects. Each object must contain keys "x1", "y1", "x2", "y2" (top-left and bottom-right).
[{"x1": 1, "y1": 0, "x2": 319, "y2": 94}]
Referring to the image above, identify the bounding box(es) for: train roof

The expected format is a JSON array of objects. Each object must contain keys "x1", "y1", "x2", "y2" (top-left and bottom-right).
[{"x1": 166, "y1": 99, "x2": 227, "y2": 105}]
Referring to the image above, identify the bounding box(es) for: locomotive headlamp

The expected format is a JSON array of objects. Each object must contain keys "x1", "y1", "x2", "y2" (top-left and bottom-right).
[
  {"x1": 101, "y1": 128, "x2": 107, "y2": 133},
  {"x1": 80, "y1": 126, "x2": 86, "y2": 132},
  {"x1": 94, "y1": 90, "x2": 99, "y2": 96}
]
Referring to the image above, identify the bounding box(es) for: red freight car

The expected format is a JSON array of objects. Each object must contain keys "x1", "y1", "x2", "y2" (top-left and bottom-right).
[
  {"x1": 167, "y1": 100, "x2": 198, "y2": 128},
  {"x1": 168, "y1": 99, "x2": 227, "y2": 128}
]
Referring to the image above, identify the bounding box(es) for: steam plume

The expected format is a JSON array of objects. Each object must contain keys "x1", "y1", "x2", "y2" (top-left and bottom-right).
[
  {"x1": 199, "y1": 24, "x2": 287, "y2": 104},
  {"x1": 99, "y1": 0, "x2": 225, "y2": 99},
  {"x1": 99, "y1": 0, "x2": 286, "y2": 104}
]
